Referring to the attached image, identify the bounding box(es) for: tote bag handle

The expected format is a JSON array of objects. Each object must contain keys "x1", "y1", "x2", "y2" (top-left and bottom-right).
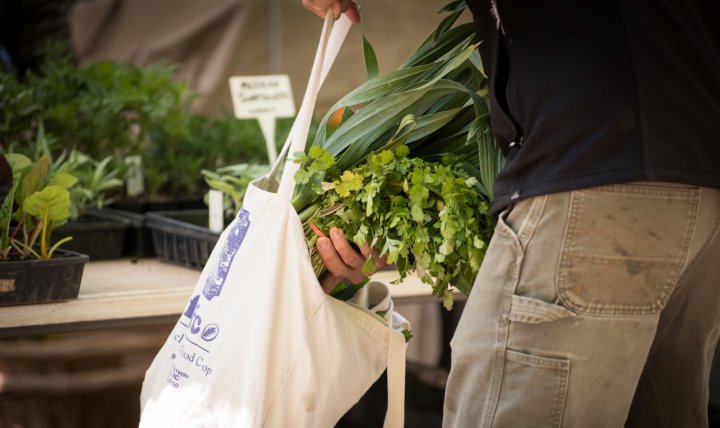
[{"x1": 268, "y1": 11, "x2": 351, "y2": 200}]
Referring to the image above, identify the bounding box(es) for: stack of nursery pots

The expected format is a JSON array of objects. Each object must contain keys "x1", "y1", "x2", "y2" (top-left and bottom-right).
[{"x1": 0, "y1": 45, "x2": 273, "y2": 268}]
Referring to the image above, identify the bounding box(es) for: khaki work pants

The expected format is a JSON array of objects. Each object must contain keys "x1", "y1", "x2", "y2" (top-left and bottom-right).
[{"x1": 444, "y1": 182, "x2": 720, "y2": 428}]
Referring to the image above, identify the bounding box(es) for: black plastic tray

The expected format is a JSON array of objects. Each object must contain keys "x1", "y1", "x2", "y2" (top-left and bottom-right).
[
  {"x1": 145, "y1": 210, "x2": 220, "y2": 270},
  {"x1": 54, "y1": 211, "x2": 133, "y2": 261}
]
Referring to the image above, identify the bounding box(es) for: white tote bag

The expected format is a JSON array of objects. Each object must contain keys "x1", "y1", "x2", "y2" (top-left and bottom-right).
[{"x1": 139, "y1": 12, "x2": 408, "y2": 428}]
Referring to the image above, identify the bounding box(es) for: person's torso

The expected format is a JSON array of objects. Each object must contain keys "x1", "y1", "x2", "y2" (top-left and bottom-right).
[{"x1": 465, "y1": 0, "x2": 720, "y2": 214}]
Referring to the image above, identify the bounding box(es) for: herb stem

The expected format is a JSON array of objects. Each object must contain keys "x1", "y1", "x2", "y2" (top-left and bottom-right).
[{"x1": 297, "y1": 202, "x2": 321, "y2": 223}]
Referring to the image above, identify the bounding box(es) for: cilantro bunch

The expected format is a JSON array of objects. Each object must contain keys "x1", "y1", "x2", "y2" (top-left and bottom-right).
[{"x1": 297, "y1": 144, "x2": 494, "y2": 309}]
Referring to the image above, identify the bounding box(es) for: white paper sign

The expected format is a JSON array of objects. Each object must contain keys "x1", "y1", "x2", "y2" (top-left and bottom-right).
[{"x1": 229, "y1": 75, "x2": 296, "y2": 163}]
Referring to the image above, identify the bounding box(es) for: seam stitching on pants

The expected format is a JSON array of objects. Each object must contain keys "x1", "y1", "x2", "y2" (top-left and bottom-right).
[
  {"x1": 556, "y1": 191, "x2": 580, "y2": 304},
  {"x1": 665, "y1": 188, "x2": 701, "y2": 293},
  {"x1": 517, "y1": 195, "x2": 548, "y2": 250},
  {"x1": 483, "y1": 216, "x2": 525, "y2": 428},
  {"x1": 484, "y1": 277, "x2": 517, "y2": 428},
  {"x1": 672, "y1": 189, "x2": 720, "y2": 289},
  {"x1": 553, "y1": 361, "x2": 570, "y2": 427}
]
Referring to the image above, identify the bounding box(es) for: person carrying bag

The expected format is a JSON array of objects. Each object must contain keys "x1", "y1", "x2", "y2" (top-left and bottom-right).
[{"x1": 139, "y1": 11, "x2": 408, "y2": 428}]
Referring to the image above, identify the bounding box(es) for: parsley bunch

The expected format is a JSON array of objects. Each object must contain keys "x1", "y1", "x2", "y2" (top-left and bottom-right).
[{"x1": 297, "y1": 145, "x2": 494, "y2": 309}]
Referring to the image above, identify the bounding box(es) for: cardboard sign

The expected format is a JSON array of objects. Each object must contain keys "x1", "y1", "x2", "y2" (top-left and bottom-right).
[{"x1": 229, "y1": 75, "x2": 296, "y2": 163}]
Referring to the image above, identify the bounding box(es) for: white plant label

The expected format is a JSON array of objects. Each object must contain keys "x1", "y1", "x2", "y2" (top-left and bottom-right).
[
  {"x1": 229, "y1": 75, "x2": 296, "y2": 163},
  {"x1": 125, "y1": 155, "x2": 144, "y2": 197},
  {"x1": 208, "y1": 190, "x2": 224, "y2": 233}
]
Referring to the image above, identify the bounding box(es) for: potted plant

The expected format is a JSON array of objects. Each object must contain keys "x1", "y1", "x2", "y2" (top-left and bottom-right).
[
  {"x1": 52, "y1": 148, "x2": 137, "y2": 260},
  {"x1": 0, "y1": 153, "x2": 88, "y2": 306}
]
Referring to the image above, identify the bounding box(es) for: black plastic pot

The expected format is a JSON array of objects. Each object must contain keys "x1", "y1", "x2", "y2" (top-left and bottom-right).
[
  {"x1": 145, "y1": 209, "x2": 220, "y2": 270},
  {"x1": 89, "y1": 207, "x2": 155, "y2": 259},
  {"x1": 0, "y1": 249, "x2": 89, "y2": 306},
  {"x1": 54, "y1": 210, "x2": 132, "y2": 260}
]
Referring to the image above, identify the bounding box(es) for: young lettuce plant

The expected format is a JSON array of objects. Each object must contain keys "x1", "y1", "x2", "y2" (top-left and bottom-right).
[{"x1": 0, "y1": 154, "x2": 77, "y2": 260}]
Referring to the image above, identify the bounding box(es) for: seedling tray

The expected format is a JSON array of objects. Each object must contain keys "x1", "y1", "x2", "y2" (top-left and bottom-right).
[
  {"x1": 54, "y1": 212, "x2": 132, "y2": 261},
  {"x1": 145, "y1": 210, "x2": 219, "y2": 270}
]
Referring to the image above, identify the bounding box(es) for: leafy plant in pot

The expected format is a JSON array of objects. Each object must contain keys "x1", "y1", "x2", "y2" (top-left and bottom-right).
[
  {"x1": 0, "y1": 153, "x2": 88, "y2": 306},
  {"x1": 52, "y1": 149, "x2": 137, "y2": 260}
]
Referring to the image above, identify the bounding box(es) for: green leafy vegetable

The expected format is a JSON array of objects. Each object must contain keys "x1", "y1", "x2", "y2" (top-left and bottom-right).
[
  {"x1": 299, "y1": 145, "x2": 493, "y2": 309},
  {"x1": 1, "y1": 152, "x2": 77, "y2": 260}
]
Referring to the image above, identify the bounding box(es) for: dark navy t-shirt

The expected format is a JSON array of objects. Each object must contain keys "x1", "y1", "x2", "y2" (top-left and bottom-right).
[{"x1": 465, "y1": 0, "x2": 720, "y2": 214}]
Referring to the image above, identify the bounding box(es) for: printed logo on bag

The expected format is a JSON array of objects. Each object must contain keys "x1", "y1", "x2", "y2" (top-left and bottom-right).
[
  {"x1": 201, "y1": 324, "x2": 220, "y2": 341},
  {"x1": 203, "y1": 208, "x2": 251, "y2": 300},
  {"x1": 178, "y1": 298, "x2": 213, "y2": 352},
  {"x1": 171, "y1": 299, "x2": 216, "y2": 386},
  {"x1": 166, "y1": 209, "x2": 253, "y2": 389}
]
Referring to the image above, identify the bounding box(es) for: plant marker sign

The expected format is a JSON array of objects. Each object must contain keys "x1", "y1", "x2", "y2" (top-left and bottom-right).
[{"x1": 229, "y1": 75, "x2": 296, "y2": 163}]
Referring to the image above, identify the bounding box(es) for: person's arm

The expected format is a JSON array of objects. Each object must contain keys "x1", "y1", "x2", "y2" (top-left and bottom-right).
[
  {"x1": 316, "y1": 227, "x2": 387, "y2": 292},
  {"x1": 302, "y1": 0, "x2": 360, "y2": 23}
]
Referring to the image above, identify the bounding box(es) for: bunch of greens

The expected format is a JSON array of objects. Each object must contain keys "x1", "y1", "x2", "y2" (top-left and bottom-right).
[
  {"x1": 0, "y1": 153, "x2": 76, "y2": 260},
  {"x1": 299, "y1": 144, "x2": 494, "y2": 308},
  {"x1": 291, "y1": 2, "x2": 502, "y2": 307}
]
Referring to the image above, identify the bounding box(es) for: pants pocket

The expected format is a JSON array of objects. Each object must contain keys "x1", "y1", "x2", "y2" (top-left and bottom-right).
[
  {"x1": 493, "y1": 350, "x2": 570, "y2": 428},
  {"x1": 557, "y1": 183, "x2": 699, "y2": 316}
]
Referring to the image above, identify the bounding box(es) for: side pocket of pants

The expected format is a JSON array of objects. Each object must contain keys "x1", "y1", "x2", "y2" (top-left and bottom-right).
[
  {"x1": 446, "y1": 195, "x2": 575, "y2": 428},
  {"x1": 495, "y1": 198, "x2": 572, "y2": 428},
  {"x1": 489, "y1": 196, "x2": 574, "y2": 427},
  {"x1": 493, "y1": 350, "x2": 570, "y2": 428}
]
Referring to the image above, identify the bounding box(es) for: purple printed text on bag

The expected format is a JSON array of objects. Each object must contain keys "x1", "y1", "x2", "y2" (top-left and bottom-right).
[
  {"x1": 203, "y1": 208, "x2": 251, "y2": 300},
  {"x1": 165, "y1": 208, "x2": 253, "y2": 388}
]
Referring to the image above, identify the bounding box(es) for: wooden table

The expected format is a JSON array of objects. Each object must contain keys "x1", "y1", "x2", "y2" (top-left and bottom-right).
[{"x1": 0, "y1": 259, "x2": 447, "y2": 338}]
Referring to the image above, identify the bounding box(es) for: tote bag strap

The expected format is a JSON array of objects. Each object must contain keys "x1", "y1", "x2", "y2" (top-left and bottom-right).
[
  {"x1": 268, "y1": 11, "x2": 352, "y2": 200},
  {"x1": 384, "y1": 328, "x2": 407, "y2": 427}
]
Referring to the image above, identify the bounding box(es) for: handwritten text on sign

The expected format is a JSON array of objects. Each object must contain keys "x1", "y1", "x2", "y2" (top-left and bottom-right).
[{"x1": 229, "y1": 76, "x2": 295, "y2": 118}]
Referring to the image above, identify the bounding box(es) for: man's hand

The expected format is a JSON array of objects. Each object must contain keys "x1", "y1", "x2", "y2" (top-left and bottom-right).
[
  {"x1": 316, "y1": 227, "x2": 387, "y2": 293},
  {"x1": 302, "y1": 0, "x2": 360, "y2": 24}
]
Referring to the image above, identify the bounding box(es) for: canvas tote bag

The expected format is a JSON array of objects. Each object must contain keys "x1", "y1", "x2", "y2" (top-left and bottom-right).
[{"x1": 139, "y1": 12, "x2": 408, "y2": 428}]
